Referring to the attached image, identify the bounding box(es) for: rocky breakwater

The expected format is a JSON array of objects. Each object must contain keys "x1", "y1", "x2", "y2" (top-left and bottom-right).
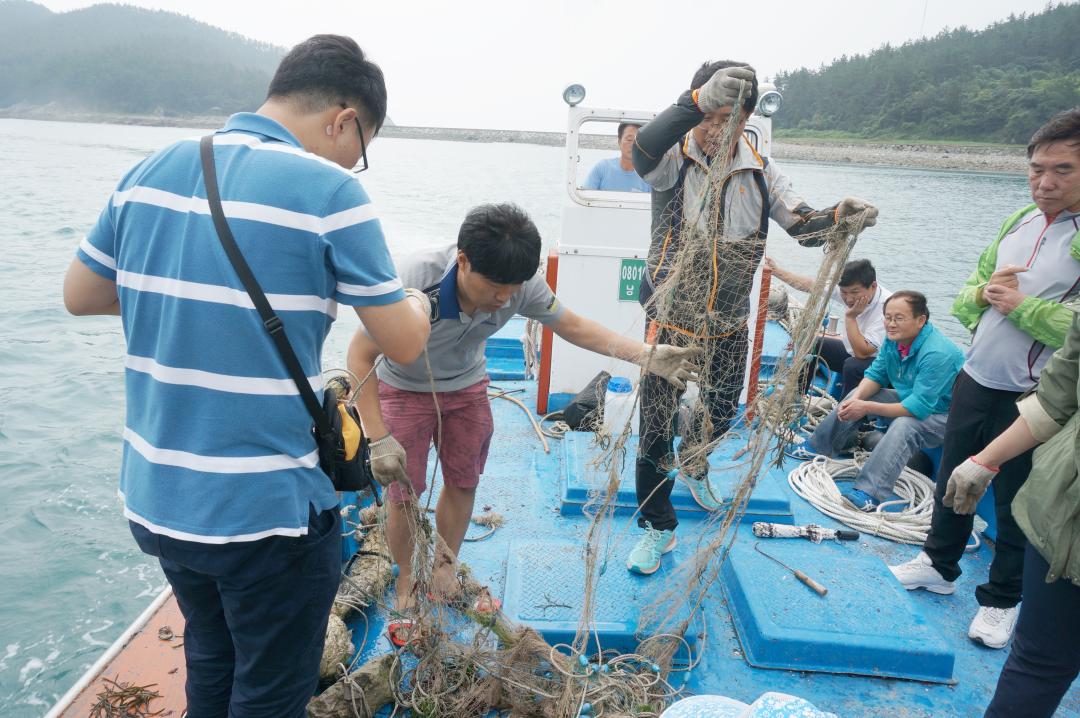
[{"x1": 772, "y1": 138, "x2": 1027, "y2": 174}]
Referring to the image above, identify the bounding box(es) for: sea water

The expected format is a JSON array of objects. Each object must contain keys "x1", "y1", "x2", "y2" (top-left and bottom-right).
[{"x1": 0, "y1": 118, "x2": 1030, "y2": 715}]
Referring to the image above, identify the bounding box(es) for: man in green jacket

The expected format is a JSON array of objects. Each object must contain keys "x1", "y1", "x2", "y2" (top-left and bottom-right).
[
  {"x1": 960, "y1": 306, "x2": 1080, "y2": 718},
  {"x1": 890, "y1": 109, "x2": 1080, "y2": 652}
]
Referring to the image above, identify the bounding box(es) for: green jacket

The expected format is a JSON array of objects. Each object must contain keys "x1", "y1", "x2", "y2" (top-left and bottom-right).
[
  {"x1": 1013, "y1": 302, "x2": 1080, "y2": 587},
  {"x1": 951, "y1": 204, "x2": 1080, "y2": 350}
]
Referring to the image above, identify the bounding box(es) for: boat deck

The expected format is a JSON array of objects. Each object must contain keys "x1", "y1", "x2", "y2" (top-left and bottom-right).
[
  {"x1": 52, "y1": 589, "x2": 186, "y2": 717},
  {"x1": 341, "y1": 377, "x2": 1080, "y2": 717},
  {"x1": 53, "y1": 317, "x2": 1080, "y2": 717}
]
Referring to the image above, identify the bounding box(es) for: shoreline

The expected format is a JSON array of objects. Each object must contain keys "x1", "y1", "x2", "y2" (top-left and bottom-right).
[
  {"x1": 0, "y1": 109, "x2": 1026, "y2": 174},
  {"x1": 772, "y1": 138, "x2": 1025, "y2": 174}
]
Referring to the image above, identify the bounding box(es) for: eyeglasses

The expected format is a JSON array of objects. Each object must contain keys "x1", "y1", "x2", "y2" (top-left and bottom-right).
[
  {"x1": 352, "y1": 117, "x2": 369, "y2": 173},
  {"x1": 883, "y1": 314, "x2": 914, "y2": 325},
  {"x1": 341, "y1": 104, "x2": 369, "y2": 174}
]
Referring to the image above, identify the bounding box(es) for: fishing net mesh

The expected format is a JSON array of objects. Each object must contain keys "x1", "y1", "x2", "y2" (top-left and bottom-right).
[{"x1": 317, "y1": 82, "x2": 872, "y2": 717}]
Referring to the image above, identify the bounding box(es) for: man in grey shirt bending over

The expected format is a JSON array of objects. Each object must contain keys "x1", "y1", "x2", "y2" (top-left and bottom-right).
[{"x1": 348, "y1": 203, "x2": 697, "y2": 640}]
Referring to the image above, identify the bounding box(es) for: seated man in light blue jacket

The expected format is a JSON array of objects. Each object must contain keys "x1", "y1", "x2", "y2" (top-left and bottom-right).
[{"x1": 794, "y1": 291, "x2": 965, "y2": 510}]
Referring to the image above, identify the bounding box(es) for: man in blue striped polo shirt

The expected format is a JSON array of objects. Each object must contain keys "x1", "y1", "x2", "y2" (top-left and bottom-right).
[{"x1": 63, "y1": 35, "x2": 430, "y2": 717}]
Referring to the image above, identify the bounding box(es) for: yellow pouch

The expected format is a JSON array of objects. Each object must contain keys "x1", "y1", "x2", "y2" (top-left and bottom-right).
[{"x1": 337, "y1": 403, "x2": 362, "y2": 461}]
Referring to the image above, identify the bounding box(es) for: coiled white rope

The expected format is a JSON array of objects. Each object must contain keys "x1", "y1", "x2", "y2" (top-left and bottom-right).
[
  {"x1": 799, "y1": 388, "x2": 838, "y2": 435},
  {"x1": 539, "y1": 411, "x2": 572, "y2": 439},
  {"x1": 786, "y1": 454, "x2": 974, "y2": 547}
]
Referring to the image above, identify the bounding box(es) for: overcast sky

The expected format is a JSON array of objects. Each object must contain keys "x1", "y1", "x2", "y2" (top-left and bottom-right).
[{"x1": 38, "y1": 0, "x2": 1061, "y2": 131}]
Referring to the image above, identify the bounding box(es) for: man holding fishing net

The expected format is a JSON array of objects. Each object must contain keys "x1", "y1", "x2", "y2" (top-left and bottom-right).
[
  {"x1": 347, "y1": 203, "x2": 700, "y2": 642},
  {"x1": 627, "y1": 61, "x2": 879, "y2": 575}
]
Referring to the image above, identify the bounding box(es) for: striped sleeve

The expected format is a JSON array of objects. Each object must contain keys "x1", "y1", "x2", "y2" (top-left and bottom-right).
[
  {"x1": 322, "y1": 180, "x2": 405, "y2": 306},
  {"x1": 77, "y1": 204, "x2": 118, "y2": 281}
]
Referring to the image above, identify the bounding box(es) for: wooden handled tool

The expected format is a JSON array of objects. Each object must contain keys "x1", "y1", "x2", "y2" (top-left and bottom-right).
[
  {"x1": 754, "y1": 542, "x2": 828, "y2": 597},
  {"x1": 790, "y1": 569, "x2": 828, "y2": 597}
]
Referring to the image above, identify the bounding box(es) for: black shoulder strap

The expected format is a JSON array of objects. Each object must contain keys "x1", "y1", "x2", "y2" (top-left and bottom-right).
[{"x1": 199, "y1": 135, "x2": 333, "y2": 440}]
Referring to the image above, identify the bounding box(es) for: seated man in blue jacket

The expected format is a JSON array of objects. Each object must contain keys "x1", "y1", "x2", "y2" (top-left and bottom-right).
[{"x1": 794, "y1": 291, "x2": 965, "y2": 510}]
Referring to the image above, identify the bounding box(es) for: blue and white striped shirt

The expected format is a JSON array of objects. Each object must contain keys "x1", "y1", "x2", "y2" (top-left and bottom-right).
[{"x1": 77, "y1": 113, "x2": 404, "y2": 543}]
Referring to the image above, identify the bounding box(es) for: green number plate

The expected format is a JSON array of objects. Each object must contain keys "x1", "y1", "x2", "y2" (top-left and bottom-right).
[{"x1": 618, "y1": 258, "x2": 646, "y2": 302}]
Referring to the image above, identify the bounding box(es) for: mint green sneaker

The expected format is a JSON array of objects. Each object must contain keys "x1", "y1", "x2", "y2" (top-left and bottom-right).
[
  {"x1": 626, "y1": 523, "x2": 677, "y2": 575},
  {"x1": 681, "y1": 471, "x2": 726, "y2": 511}
]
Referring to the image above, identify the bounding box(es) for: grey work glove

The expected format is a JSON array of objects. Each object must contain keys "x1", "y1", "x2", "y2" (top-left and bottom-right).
[
  {"x1": 368, "y1": 434, "x2": 410, "y2": 488},
  {"x1": 836, "y1": 197, "x2": 879, "y2": 228},
  {"x1": 636, "y1": 344, "x2": 703, "y2": 390},
  {"x1": 942, "y1": 457, "x2": 998, "y2": 514},
  {"x1": 696, "y1": 65, "x2": 756, "y2": 112},
  {"x1": 404, "y1": 287, "x2": 433, "y2": 319}
]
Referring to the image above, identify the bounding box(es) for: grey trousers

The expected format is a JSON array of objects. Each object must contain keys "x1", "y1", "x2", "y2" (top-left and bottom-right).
[{"x1": 807, "y1": 388, "x2": 948, "y2": 502}]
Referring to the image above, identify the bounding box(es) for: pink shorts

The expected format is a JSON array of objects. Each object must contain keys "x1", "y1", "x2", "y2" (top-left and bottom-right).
[{"x1": 380, "y1": 379, "x2": 494, "y2": 503}]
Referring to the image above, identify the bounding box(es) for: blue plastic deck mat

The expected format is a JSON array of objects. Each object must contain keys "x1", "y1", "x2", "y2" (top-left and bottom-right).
[
  {"x1": 558, "y1": 431, "x2": 794, "y2": 524},
  {"x1": 347, "y1": 375, "x2": 1080, "y2": 717},
  {"x1": 721, "y1": 526, "x2": 955, "y2": 684},
  {"x1": 485, "y1": 315, "x2": 529, "y2": 380},
  {"x1": 502, "y1": 538, "x2": 698, "y2": 659}
]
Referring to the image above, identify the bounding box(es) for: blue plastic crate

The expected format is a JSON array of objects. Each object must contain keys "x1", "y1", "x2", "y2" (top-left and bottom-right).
[
  {"x1": 501, "y1": 538, "x2": 698, "y2": 659},
  {"x1": 558, "y1": 432, "x2": 793, "y2": 524},
  {"x1": 485, "y1": 316, "x2": 529, "y2": 380},
  {"x1": 720, "y1": 529, "x2": 955, "y2": 683}
]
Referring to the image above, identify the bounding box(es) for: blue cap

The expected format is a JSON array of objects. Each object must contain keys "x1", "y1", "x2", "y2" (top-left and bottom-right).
[{"x1": 608, "y1": 376, "x2": 632, "y2": 393}]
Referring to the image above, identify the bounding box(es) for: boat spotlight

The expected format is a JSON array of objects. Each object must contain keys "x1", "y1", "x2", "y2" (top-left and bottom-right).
[
  {"x1": 757, "y1": 89, "x2": 783, "y2": 117},
  {"x1": 562, "y1": 84, "x2": 586, "y2": 107}
]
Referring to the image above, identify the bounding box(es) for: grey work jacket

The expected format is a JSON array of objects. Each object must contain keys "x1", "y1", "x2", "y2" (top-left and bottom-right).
[{"x1": 632, "y1": 89, "x2": 840, "y2": 336}]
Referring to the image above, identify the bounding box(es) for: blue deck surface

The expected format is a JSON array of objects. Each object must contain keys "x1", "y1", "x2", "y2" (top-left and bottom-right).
[
  {"x1": 343, "y1": 361, "x2": 1080, "y2": 717},
  {"x1": 558, "y1": 432, "x2": 793, "y2": 523},
  {"x1": 722, "y1": 531, "x2": 954, "y2": 683},
  {"x1": 485, "y1": 315, "x2": 531, "y2": 381},
  {"x1": 501, "y1": 538, "x2": 699, "y2": 659}
]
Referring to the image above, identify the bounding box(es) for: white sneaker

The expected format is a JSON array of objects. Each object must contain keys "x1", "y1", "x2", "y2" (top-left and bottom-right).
[
  {"x1": 968, "y1": 605, "x2": 1020, "y2": 649},
  {"x1": 888, "y1": 551, "x2": 956, "y2": 595}
]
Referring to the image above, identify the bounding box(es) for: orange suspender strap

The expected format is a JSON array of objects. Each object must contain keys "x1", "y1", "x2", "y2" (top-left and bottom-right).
[
  {"x1": 745, "y1": 266, "x2": 773, "y2": 421},
  {"x1": 646, "y1": 320, "x2": 660, "y2": 346}
]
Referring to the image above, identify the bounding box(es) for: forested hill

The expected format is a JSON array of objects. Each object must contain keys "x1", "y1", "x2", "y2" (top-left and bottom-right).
[
  {"x1": 0, "y1": 0, "x2": 286, "y2": 116},
  {"x1": 773, "y1": 2, "x2": 1080, "y2": 144}
]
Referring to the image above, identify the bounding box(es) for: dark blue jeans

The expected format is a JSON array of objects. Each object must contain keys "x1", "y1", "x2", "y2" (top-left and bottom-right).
[
  {"x1": 806, "y1": 387, "x2": 948, "y2": 502},
  {"x1": 984, "y1": 544, "x2": 1080, "y2": 717},
  {"x1": 923, "y1": 370, "x2": 1031, "y2": 608},
  {"x1": 130, "y1": 507, "x2": 341, "y2": 718},
  {"x1": 800, "y1": 335, "x2": 874, "y2": 396},
  {"x1": 636, "y1": 325, "x2": 748, "y2": 531}
]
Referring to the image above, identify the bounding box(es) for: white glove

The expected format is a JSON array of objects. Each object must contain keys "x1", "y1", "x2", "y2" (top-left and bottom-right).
[
  {"x1": 368, "y1": 434, "x2": 410, "y2": 488},
  {"x1": 696, "y1": 66, "x2": 756, "y2": 113},
  {"x1": 836, "y1": 197, "x2": 879, "y2": 228},
  {"x1": 404, "y1": 287, "x2": 432, "y2": 319},
  {"x1": 943, "y1": 457, "x2": 998, "y2": 515},
  {"x1": 636, "y1": 344, "x2": 703, "y2": 390}
]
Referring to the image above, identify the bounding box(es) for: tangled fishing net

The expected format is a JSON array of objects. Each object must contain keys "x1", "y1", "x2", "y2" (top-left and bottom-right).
[{"x1": 310, "y1": 82, "x2": 873, "y2": 717}]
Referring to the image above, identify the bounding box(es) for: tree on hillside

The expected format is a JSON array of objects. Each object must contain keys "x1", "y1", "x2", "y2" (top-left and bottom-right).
[
  {"x1": 774, "y1": 2, "x2": 1080, "y2": 143},
  {"x1": 0, "y1": 0, "x2": 284, "y2": 116}
]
